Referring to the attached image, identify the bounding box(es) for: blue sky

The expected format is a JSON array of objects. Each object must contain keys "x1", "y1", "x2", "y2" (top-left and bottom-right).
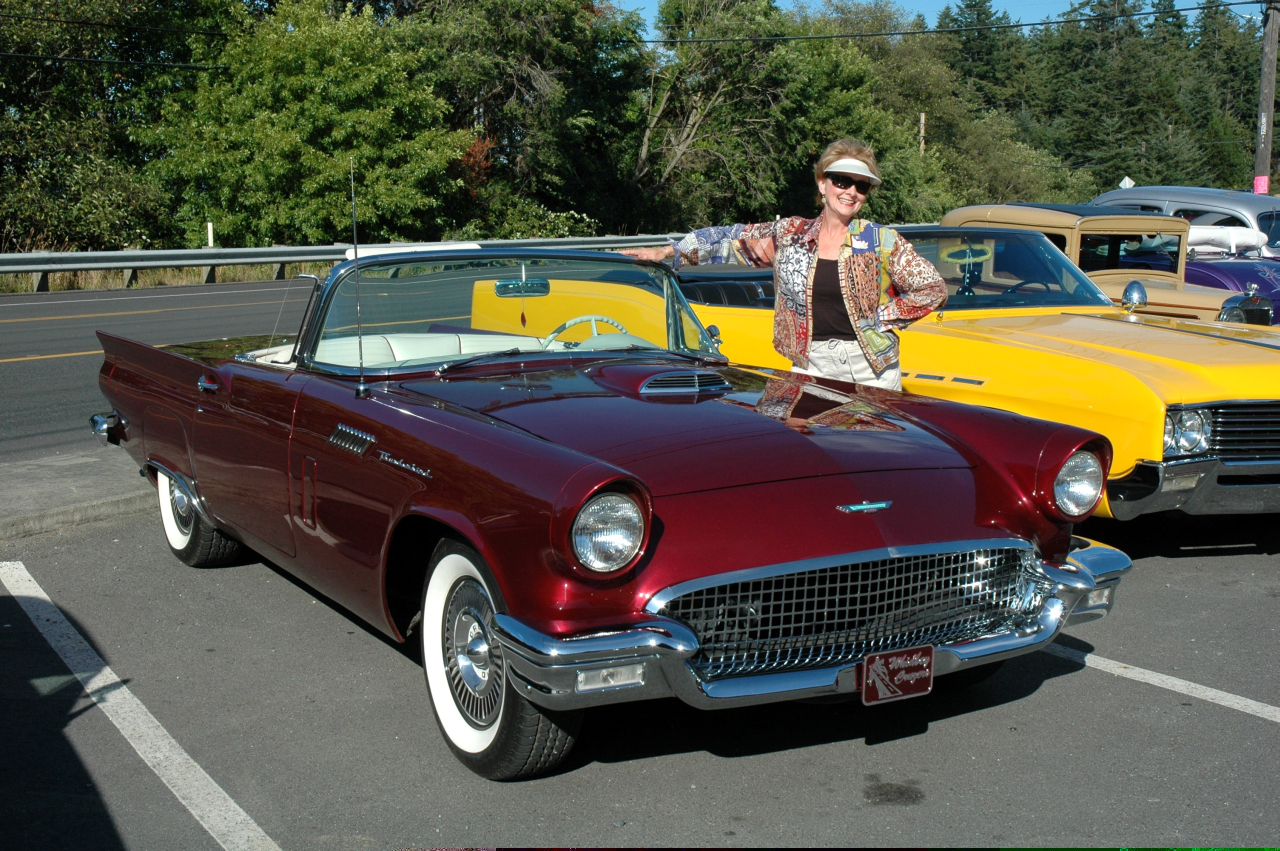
[{"x1": 614, "y1": 1, "x2": 1114, "y2": 36}]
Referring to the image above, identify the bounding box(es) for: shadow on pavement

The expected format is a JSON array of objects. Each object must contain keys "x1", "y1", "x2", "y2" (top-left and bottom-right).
[
  {"x1": 1080, "y1": 509, "x2": 1280, "y2": 559},
  {"x1": 566, "y1": 641, "x2": 1088, "y2": 772},
  {"x1": 0, "y1": 594, "x2": 125, "y2": 851}
]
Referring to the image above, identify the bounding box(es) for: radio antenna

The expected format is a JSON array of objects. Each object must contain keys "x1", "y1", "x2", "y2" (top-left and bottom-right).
[{"x1": 350, "y1": 156, "x2": 369, "y2": 398}]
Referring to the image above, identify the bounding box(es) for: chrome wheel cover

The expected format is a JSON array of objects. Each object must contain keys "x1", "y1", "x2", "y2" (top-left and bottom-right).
[
  {"x1": 443, "y1": 578, "x2": 503, "y2": 728},
  {"x1": 169, "y1": 480, "x2": 194, "y2": 536}
]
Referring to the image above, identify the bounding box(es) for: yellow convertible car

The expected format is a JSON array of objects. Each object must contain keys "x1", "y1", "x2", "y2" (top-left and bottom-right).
[{"x1": 676, "y1": 225, "x2": 1280, "y2": 521}]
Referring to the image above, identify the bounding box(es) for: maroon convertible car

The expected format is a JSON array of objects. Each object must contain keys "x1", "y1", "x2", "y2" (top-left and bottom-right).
[{"x1": 91, "y1": 248, "x2": 1131, "y2": 779}]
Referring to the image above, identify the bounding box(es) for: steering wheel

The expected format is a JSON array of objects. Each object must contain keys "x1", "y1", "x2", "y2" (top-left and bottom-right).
[
  {"x1": 541, "y1": 315, "x2": 629, "y2": 350},
  {"x1": 999, "y1": 280, "x2": 1055, "y2": 296}
]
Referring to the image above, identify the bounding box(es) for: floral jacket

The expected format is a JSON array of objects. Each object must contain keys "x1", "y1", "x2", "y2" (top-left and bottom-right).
[{"x1": 672, "y1": 216, "x2": 947, "y2": 373}]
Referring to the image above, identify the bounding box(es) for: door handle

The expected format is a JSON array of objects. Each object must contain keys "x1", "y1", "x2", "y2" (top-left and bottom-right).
[{"x1": 197, "y1": 376, "x2": 219, "y2": 393}]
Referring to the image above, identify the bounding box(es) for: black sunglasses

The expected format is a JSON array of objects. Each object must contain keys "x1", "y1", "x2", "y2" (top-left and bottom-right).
[{"x1": 827, "y1": 173, "x2": 872, "y2": 194}]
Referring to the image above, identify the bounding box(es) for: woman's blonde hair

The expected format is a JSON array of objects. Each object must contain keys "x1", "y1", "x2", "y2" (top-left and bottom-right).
[{"x1": 814, "y1": 138, "x2": 880, "y2": 184}]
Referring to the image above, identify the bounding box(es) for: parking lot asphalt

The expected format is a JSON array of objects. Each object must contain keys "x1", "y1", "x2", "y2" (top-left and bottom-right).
[{"x1": 2, "y1": 501, "x2": 1277, "y2": 849}]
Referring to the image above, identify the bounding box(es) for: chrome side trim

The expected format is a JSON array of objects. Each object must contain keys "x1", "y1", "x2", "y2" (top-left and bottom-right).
[
  {"x1": 145, "y1": 460, "x2": 215, "y2": 528},
  {"x1": 643, "y1": 537, "x2": 1032, "y2": 614},
  {"x1": 329, "y1": 423, "x2": 376, "y2": 456}
]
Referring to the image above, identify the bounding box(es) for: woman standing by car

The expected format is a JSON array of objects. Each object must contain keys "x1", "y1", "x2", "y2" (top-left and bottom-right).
[{"x1": 623, "y1": 139, "x2": 946, "y2": 390}]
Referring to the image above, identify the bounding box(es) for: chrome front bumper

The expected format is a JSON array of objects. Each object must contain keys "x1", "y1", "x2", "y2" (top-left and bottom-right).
[
  {"x1": 492, "y1": 537, "x2": 1131, "y2": 711},
  {"x1": 1108, "y1": 457, "x2": 1280, "y2": 519}
]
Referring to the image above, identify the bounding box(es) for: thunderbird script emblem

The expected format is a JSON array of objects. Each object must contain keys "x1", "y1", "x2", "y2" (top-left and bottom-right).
[
  {"x1": 837, "y1": 501, "x2": 892, "y2": 514},
  {"x1": 376, "y1": 450, "x2": 432, "y2": 479}
]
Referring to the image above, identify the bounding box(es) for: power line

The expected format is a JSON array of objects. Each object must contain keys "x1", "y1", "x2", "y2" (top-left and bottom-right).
[
  {"x1": 0, "y1": 52, "x2": 222, "y2": 70},
  {"x1": 0, "y1": 11, "x2": 226, "y2": 37},
  {"x1": 644, "y1": 1, "x2": 1262, "y2": 44}
]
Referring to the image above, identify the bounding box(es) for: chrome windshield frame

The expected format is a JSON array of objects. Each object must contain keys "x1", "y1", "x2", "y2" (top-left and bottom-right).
[{"x1": 294, "y1": 248, "x2": 723, "y2": 376}]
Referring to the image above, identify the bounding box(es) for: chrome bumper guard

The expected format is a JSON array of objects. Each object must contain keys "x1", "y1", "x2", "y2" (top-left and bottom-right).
[
  {"x1": 89, "y1": 409, "x2": 125, "y2": 446},
  {"x1": 1108, "y1": 457, "x2": 1280, "y2": 519},
  {"x1": 493, "y1": 537, "x2": 1131, "y2": 711}
]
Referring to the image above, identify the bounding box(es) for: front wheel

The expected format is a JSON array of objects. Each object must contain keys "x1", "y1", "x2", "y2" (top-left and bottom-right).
[
  {"x1": 156, "y1": 470, "x2": 245, "y2": 567},
  {"x1": 421, "y1": 539, "x2": 582, "y2": 780}
]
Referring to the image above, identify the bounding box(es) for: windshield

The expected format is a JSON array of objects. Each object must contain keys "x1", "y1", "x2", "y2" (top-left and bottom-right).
[
  {"x1": 902, "y1": 229, "x2": 1114, "y2": 310},
  {"x1": 306, "y1": 255, "x2": 719, "y2": 372},
  {"x1": 1078, "y1": 231, "x2": 1182, "y2": 275},
  {"x1": 1257, "y1": 212, "x2": 1280, "y2": 248}
]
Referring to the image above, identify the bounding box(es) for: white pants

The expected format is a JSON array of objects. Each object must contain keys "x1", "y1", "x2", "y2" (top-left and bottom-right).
[{"x1": 792, "y1": 338, "x2": 902, "y2": 391}]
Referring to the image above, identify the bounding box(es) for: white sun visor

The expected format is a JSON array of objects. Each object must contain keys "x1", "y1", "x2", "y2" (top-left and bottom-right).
[{"x1": 824, "y1": 158, "x2": 881, "y2": 186}]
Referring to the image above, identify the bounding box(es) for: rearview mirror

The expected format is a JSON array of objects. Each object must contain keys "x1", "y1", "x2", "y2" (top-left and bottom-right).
[{"x1": 495, "y1": 278, "x2": 551, "y2": 298}]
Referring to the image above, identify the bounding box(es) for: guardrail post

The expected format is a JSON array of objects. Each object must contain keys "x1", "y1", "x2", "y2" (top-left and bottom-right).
[
  {"x1": 31, "y1": 271, "x2": 49, "y2": 292},
  {"x1": 200, "y1": 265, "x2": 216, "y2": 284},
  {"x1": 272, "y1": 263, "x2": 287, "y2": 280},
  {"x1": 123, "y1": 268, "x2": 138, "y2": 288}
]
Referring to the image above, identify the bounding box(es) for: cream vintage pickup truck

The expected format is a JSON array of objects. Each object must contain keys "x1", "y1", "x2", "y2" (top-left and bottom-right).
[{"x1": 940, "y1": 203, "x2": 1274, "y2": 325}]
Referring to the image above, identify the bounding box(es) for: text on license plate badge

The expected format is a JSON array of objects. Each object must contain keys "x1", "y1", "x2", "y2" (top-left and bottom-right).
[{"x1": 860, "y1": 645, "x2": 934, "y2": 706}]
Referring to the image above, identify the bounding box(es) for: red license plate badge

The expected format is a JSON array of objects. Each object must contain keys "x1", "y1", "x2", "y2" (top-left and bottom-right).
[{"x1": 861, "y1": 645, "x2": 934, "y2": 705}]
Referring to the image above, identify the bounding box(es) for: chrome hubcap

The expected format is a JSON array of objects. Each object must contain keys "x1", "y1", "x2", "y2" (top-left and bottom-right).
[
  {"x1": 169, "y1": 482, "x2": 194, "y2": 535},
  {"x1": 443, "y1": 578, "x2": 503, "y2": 728}
]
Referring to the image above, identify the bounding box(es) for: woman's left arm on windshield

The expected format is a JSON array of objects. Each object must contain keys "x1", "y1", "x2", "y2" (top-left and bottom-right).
[{"x1": 673, "y1": 218, "x2": 801, "y2": 269}]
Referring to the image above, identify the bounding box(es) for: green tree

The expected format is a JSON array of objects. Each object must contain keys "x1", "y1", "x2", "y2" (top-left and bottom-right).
[
  {"x1": 150, "y1": 0, "x2": 472, "y2": 247},
  {"x1": 935, "y1": 0, "x2": 1021, "y2": 110},
  {"x1": 0, "y1": 0, "x2": 236, "y2": 251},
  {"x1": 404, "y1": 0, "x2": 647, "y2": 235}
]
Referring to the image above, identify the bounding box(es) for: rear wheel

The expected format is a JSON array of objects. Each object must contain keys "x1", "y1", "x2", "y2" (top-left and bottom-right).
[
  {"x1": 421, "y1": 539, "x2": 581, "y2": 780},
  {"x1": 156, "y1": 470, "x2": 244, "y2": 567}
]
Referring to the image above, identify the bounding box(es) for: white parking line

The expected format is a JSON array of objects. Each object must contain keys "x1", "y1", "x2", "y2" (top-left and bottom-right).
[
  {"x1": 0, "y1": 561, "x2": 281, "y2": 851},
  {"x1": 1044, "y1": 642, "x2": 1280, "y2": 724}
]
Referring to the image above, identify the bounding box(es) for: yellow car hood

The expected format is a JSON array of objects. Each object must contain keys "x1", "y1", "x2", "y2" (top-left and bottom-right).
[{"x1": 908, "y1": 309, "x2": 1280, "y2": 403}]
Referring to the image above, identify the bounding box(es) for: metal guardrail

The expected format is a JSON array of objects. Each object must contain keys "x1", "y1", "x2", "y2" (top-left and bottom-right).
[{"x1": 0, "y1": 234, "x2": 681, "y2": 291}]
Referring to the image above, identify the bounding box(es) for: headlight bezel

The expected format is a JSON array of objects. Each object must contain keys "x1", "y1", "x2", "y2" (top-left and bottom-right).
[
  {"x1": 1163, "y1": 408, "x2": 1212, "y2": 459},
  {"x1": 571, "y1": 492, "x2": 646, "y2": 573},
  {"x1": 1052, "y1": 450, "x2": 1105, "y2": 518}
]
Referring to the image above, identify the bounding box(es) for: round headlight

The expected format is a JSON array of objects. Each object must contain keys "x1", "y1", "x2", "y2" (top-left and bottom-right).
[
  {"x1": 1163, "y1": 414, "x2": 1176, "y2": 454},
  {"x1": 1218, "y1": 305, "x2": 1247, "y2": 323},
  {"x1": 571, "y1": 493, "x2": 644, "y2": 572},
  {"x1": 1053, "y1": 450, "x2": 1104, "y2": 518},
  {"x1": 1173, "y1": 410, "x2": 1210, "y2": 454}
]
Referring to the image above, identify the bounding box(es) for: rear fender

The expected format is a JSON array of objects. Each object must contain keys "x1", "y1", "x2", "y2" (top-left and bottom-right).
[{"x1": 98, "y1": 332, "x2": 208, "y2": 479}]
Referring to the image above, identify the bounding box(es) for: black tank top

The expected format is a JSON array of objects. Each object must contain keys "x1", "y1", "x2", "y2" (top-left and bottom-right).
[{"x1": 810, "y1": 258, "x2": 858, "y2": 341}]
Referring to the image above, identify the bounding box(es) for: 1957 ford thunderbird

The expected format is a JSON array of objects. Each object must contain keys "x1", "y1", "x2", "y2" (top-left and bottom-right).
[{"x1": 91, "y1": 248, "x2": 1129, "y2": 779}]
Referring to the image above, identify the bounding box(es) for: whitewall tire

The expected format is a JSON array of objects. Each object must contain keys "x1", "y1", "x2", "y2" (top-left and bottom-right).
[
  {"x1": 421, "y1": 539, "x2": 582, "y2": 780},
  {"x1": 154, "y1": 470, "x2": 245, "y2": 568}
]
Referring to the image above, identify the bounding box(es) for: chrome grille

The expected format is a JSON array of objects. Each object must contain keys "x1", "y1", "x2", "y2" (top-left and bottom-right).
[
  {"x1": 1208, "y1": 403, "x2": 1280, "y2": 461},
  {"x1": 657, "y1": 546, "x2": 1048, "y2": 681},
  {"x1": 640, "y1": 370, "x2": 732, "y2": 395}
]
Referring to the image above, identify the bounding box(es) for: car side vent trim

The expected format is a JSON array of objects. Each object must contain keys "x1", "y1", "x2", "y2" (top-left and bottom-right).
[
  {"x1": 329, "y1": 423, "x2": 377, "y2": 456},
  {"x1": 639, "y1": 370, "x2": 732, "y2": 395}
]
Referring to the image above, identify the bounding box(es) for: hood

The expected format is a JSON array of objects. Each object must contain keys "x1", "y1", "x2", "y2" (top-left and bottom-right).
[
  {"x1": 400, "y1": 362, "x2": 971, "y2": 496},
  {"x1": 1186, "y1": 257, "x2": 1280, "y2": 298},
  {"x1": 909, "y1": 310, "x2": 1280, "y2": 403}
]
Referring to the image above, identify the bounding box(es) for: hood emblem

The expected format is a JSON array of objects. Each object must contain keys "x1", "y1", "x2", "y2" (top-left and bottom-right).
[{"x1": 838, "y1": 501, "x2": 891, "y2": 514}]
